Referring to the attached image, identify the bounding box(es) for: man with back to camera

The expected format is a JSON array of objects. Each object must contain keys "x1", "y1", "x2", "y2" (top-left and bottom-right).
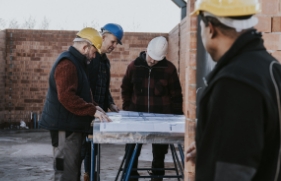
[
  {"x1": 82, "y1": 23, "x2": 124, "y2": 181},
  {"x1": 40, "y1": 27, "x2": 111, "y2": 181},
  {"x1": 186, "y1": 0, "x2": 281, "y2": 180},
  {"x1": 121, "y1": 36, "x2": 183, "y2": 181}
]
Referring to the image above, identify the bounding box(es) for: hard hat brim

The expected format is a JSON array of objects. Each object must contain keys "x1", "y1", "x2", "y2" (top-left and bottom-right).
[
  {"x1": 96, "y1": 48, "x2": 101, "y2": 54},
  {"x1": 190, "y1": 9, "x2": 199, "y2": 16}
]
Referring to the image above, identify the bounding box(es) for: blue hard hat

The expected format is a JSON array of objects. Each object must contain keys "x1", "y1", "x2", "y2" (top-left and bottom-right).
[{"x1": 101, "y1": 23, "x2": 124, "y2": 45}]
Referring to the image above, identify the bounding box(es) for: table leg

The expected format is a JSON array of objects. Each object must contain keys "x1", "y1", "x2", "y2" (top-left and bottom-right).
[
  {"x1": 90, "y1": 141, "x2": 95, "y2": 181},
  {"x1": 178, "y1": 144, "x2": 185, "y2": 167},
  {"x1": 97, "y1": 144, "x2": 100, "y2": 181},
  {"x1": 115, "y1": 150, "x2": 128, "y2": 181},
  {"x1": 124, "y1": 144, "x2": 140, "y2": 181}
]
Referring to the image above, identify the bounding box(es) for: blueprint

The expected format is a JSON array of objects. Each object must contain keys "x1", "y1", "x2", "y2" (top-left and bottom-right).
[{"x1": 94, "y1": 111, "x2": 185, "y2": 133}]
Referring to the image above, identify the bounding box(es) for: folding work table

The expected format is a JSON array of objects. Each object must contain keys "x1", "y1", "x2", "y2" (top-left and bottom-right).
[{"x1": 88, "y1": 111, "x2": 185, "y2": 181}]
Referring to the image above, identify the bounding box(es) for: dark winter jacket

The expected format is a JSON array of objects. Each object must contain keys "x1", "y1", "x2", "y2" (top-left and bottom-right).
[
  {"x1": 121, "y1": 52, "x2": 183, "y2": 114},
  {"x1": 88, "y1": 53, "x2": 114, "y2": 111},
  {"x1": 196, "y1": 29, "x2": 281, "y2": 181},
  {"x1": 40, "y1": 46, "x2": 96, "y2": 133}
]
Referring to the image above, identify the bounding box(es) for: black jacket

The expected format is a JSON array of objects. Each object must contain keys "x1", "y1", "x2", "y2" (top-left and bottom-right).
[
  {"x1": 88, "y1": 53, "x2": 114, "y2": 111},
  {"x1": 121, "y1": 51, "x2": 183, "y2": 114},
  {"x1": 40, "y1": 46, "x2": 93, "y2": 133},
  {"x1": 196, "y1": 29, "x2": 281, "y2": 181}
]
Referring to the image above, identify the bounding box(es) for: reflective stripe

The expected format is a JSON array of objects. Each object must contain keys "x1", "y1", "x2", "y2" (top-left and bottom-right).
[{"x1": 215, "y1": 162, "x2": 256, "y2": 181}]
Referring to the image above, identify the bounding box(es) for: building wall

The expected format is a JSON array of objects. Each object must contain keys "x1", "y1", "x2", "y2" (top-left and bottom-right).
[
  {"x1": 0, "y1": 30, "x2": 6, "y2": 123},
  {"x1": 257, "y1": 0, "x2": 281, "y2": 60},
  {"x1": 0, "y1": 29, "x2": 168, "y2": 125}
]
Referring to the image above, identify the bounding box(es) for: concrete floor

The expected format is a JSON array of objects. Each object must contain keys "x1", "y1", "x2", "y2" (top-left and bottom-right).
[{"x1": 0, "y1": 130, "x2": 183, "y2": 181}]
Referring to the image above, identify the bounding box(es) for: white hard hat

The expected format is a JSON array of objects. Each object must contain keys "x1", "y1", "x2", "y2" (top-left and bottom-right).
[{"x1": 147, "y1": 36, "x2": 168, "y2": 61}]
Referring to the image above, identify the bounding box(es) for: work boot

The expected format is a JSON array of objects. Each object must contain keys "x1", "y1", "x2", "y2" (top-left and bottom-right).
[
  {"x1": 83, "y1": 172, "x2": 89, "y2": 181},
  {"x1": 84, "y1": 172, "x2": 98, "y2": 181}
]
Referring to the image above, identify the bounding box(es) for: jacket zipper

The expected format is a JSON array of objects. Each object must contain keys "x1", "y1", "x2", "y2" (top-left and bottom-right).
[{"x1": 148, "y1": 69, "x2": 152, "y2": 113}]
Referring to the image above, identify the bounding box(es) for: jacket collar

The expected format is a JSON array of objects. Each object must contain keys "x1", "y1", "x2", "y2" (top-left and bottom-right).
[
  {"x1": 134, "y1": 51, "x2": 168, "y2": 68},
  {"x1": 198, "y1": 29, "x2": 266, "y2": 105},
  {"x1": 69, "y1": 46, "x2": 88, "y2": 68},
  {"x1": 205, "y1": 29, "x2": 265, "y2": 85}
]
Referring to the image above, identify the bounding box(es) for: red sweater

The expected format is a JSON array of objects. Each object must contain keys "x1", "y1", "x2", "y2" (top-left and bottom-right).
[{"x1": 54, "y1": 59, "x2": 97, "y2": 116}]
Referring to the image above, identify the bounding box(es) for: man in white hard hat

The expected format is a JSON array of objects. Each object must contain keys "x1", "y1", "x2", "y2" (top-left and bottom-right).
[
  {"x1": 121, "y1": 36, "x2": 183, "y2": 181},
  {"x1": 186, "y1": 0, "x2": 281, "y2": 181}
]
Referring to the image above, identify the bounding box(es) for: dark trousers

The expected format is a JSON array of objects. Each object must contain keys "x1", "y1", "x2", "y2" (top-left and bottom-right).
[
  {"x1": 51, "y1": 131, "x2": 84, "y2": 181},
  {"x1": 125, "y1": 144, "x2": 169, "y2": 176}
]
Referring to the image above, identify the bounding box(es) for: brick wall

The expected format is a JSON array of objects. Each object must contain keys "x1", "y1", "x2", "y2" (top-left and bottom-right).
[
  {"x1": 0, "y1": 29, "x2": 168, "y2": 125},
  {"x1": 0, "y1": 30, "x2": 6, "y2": 122},
  {"x1": 2, "y1": 29, "x2": 77, "y2": 125},
  {"x1": 166, "y1": 11, "x2": 198, "y2": 180},
  {"x1": 107, "y1": 32, "x2": 169, "y2": 108},
  {"x1": 256, "y1": 0, "x2": 281, "y2": 60},
  {"x1": 167, "y1": 25, "x2": 180, "y2": 71}
]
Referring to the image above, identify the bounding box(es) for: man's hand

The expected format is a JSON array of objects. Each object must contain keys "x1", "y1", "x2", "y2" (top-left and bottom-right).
[
  {"x1": 109, "y1": 104, "x2": 119, "y2": 112},
  {"x1": 94, "y1": 110, "x2": 112, "y2": 122},
  {"x1": 96, "y1": 106, "x2": 106, "y2": 114},
  {"x1": 186, "y1": 141, "x2": 196, "y2": 165}
]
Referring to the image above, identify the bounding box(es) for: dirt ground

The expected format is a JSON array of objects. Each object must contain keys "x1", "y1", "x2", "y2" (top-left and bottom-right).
[{"x1": 0, "y1": 130, "x2": 183, "y2": 181}]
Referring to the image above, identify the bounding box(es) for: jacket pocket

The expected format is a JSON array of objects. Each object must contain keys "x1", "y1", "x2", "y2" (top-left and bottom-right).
[{"x1": 154, "y1": 79, "x2": 168, "y2": 96}]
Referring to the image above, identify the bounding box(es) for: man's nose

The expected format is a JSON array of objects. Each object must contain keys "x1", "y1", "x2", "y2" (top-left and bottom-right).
[{"x1": 112, "y1": 42, "x2": 117, "y2": 48}]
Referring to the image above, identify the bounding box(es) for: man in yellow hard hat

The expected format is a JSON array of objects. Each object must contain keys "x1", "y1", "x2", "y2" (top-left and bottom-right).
[
  {"x1": 40, "y1": 27, "x2": 111, "y2": 181},
  {"x1": 186, "y1": 0, "x2": 281, "y2": 180}
]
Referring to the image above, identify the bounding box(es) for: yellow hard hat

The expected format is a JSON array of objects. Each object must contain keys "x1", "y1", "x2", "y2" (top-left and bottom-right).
[
  {"x1": 76, "y1": 27, "x2": 102, "y2": 54},
  {"x1": 190, "y1": 0, "x2": 261, "y2": 17}
]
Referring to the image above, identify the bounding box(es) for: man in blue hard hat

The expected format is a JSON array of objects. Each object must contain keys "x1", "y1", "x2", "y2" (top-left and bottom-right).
[{"x1": 82, "y1": 23, "x2": 124, "y2": 181}]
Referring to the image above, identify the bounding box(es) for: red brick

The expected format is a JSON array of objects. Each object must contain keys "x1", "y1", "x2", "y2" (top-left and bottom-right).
[
  {"x1": 261, "y1": 0, "x2": 280, "y2": 15},
  {"x1": 272, "y1": 51, "x2": 281, "y2": 62},
  {"x1": 255, "y1": 15, "x2": 272, "y2": 32},
  {"x1": 272, "y1": 16, "x2": 281, "y2": 32},
  {"x1": 263, "y1": 33, "x2": 281, "y2": 50}
]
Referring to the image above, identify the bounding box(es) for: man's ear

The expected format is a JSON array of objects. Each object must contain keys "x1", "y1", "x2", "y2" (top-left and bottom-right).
[
  {"x1": 82, "y1": 44, "x2": 89, "y2": 53},
  {"x1": 102, "y1": 34, "x2": 107, "y2": 41},
  {"x1": 208, "y1": 22, "x2": 217, "y2": 39}
]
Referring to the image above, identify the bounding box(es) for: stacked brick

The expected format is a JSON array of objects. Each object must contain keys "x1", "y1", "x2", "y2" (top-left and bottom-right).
[
  {"x1": 0, "y1": 29, "x2": 168, "y2": 126},
  {"x1": 256, "y1": 0, "x2": 281, "y2": 61}
]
